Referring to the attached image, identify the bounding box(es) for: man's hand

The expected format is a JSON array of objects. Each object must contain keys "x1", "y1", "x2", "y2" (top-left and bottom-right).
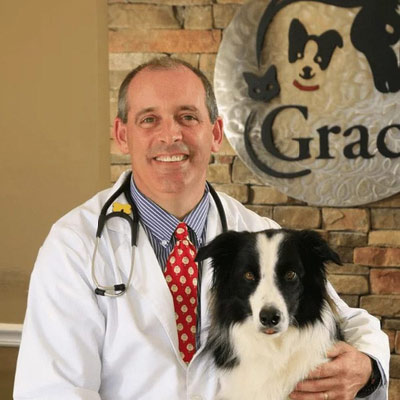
[{"x1": 289, "y1": 341, "x2": 372, "y2": 400}]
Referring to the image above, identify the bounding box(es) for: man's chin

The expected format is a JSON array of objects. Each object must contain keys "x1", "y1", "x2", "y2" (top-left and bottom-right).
[{"x1": 155, "y1": 176, "x2": 193, "y2": 194}]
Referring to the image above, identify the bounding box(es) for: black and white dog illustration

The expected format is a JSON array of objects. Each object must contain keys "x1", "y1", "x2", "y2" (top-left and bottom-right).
[
  {"x1": 197, "y1": 229, "x2": 342, "y2": 400},
  {"x1": 288, "y1": 18, "x2": 343, "y2": 92},
  {"x1": 245, "y1": 0, "x2": 400, "y2": 102}
]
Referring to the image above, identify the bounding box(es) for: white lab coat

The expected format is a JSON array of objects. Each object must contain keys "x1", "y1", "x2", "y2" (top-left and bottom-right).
[{"x1": 14, "y1": 171, "x2": 389, "y2": 400}]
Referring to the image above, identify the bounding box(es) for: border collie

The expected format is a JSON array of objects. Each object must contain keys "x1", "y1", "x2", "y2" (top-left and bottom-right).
[{"x1": 196, "y1": 229, "x2": 342, "y2": 400}]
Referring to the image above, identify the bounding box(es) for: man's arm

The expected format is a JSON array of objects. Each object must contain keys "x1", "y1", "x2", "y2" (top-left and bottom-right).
[
  {"x1": 290, "y1": 282, "x2": 390, "y2": 400},
  {"x1": 14, "y1": 224, "x2": 104, "y2": 400}
]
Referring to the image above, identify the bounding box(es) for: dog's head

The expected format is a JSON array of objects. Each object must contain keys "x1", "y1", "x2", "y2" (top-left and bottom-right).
[
  {"x1": 196, "y1": 229, "x2": 341, "y2": 337},
  {"x1": 289, "y1": 18, "x2": 343, "y2": 92}
]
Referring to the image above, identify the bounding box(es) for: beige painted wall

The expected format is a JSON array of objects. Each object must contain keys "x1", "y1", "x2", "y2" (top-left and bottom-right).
[
  {"x1": 0, "y1": 0, "x2": 109, "y2": 393},
  {"x1": 0, "y1": 0, "x2": 110, "y2": 323}
]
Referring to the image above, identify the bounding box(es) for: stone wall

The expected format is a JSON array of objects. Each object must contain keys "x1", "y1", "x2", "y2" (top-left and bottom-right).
[{"x1": 107, "y1": 1, "x2": 400, "y2": 397}]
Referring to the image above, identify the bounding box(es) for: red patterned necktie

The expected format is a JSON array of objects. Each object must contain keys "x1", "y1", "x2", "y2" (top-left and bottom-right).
[{"x1": 164, "y1": 222, "x2": 198, "y2": 363}]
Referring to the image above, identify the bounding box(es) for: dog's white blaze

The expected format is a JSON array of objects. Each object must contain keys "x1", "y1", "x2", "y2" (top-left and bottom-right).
[{"x1": 249, "y1": 233, "x2": 289, "y2": 333}]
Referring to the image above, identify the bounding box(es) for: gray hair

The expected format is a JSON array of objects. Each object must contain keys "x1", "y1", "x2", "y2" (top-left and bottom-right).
[{"x1": 117, "y1": 57, "x2": 219, "y2": 124}]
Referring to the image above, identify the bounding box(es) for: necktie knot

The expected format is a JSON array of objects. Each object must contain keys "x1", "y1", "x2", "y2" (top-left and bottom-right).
[{"x1": 174, "y1": 222, "x2": 189, "y2": 240}]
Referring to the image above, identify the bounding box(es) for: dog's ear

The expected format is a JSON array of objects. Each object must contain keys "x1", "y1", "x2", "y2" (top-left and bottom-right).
[
  {"x1": 197, "y1": 231, "x2": 254, "y2": 292},
  {"x1": 297, "y1": 230, "x2": 342, "y2": 267},
  {"x1": 196, "y1": 230, "x2": 249, "y2": 263},
  {"x1": 288, "y1": 18, "x2": 308, "y2": 63},
  {"x1": 314, "y1": 29, "x2": 343, "y2": 70}
]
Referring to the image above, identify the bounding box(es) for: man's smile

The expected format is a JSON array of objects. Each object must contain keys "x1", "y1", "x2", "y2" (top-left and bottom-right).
[{"x1": 154, "y1": 154, "x2": 189, "y2": 162}]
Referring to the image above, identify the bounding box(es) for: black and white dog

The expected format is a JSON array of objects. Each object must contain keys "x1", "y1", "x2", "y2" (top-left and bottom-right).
[{"x1": 197, "y1": 229, "x2": 342, "y2": 400}]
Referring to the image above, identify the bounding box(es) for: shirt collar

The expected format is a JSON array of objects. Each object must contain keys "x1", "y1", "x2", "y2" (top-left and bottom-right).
[{"x1": 130, "y1": 176, "x2": 210, "y2": 247}]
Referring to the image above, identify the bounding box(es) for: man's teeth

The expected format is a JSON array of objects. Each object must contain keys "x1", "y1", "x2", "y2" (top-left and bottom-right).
[{"x1": 156, "y1": 155, "x2": 188, "y2": 162}]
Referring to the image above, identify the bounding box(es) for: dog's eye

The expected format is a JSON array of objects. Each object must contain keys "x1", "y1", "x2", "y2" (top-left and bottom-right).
[
  {"x1": 284, "y1": 271, "x2": 297, "y2": 281},
  {"x1": 244, "y1": 271, "x2": 255, "y2": 281}
]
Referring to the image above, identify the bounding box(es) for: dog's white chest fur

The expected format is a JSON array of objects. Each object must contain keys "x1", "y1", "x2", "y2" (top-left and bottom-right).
[{"x1": 216, "y1": 307, "x2": 336, "y2": 400}]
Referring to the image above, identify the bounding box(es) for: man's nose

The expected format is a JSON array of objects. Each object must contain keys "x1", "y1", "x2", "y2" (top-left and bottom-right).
[{"x1": 158, "y1": 118, "x2": 183, "y2": 143}]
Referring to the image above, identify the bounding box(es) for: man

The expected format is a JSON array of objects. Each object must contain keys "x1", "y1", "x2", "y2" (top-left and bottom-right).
[{"x1": 14, "y1": 57, "x2": 389, "y2": 399}]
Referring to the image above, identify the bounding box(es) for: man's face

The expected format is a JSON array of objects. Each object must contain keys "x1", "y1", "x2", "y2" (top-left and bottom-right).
[{"x1": 114, "y1": 66, "x2": 223, "y2": 204}]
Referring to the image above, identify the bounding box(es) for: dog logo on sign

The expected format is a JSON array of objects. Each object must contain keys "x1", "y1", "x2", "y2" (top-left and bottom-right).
[
  {"x1": 215, "y1": 0, "x2": 400, "y2": 206},
  {"x1": 288, "y1": 18, "x2": 343, "y2": 92}
]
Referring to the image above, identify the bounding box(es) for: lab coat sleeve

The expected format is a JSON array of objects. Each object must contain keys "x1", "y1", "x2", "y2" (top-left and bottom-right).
[
  {"x1": 326, "y1": 282, "x2": 390, "y2": 400},
  {"x1": 14, "y1": 223, "x2": 105, "y2": 400}
]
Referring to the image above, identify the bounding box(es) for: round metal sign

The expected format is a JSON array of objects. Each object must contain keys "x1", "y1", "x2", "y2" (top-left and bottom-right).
[{"x1": 214, "y1": 0, "x2": 400, "y2": 206}]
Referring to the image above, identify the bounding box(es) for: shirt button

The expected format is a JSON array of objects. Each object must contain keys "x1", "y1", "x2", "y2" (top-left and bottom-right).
[{"x1": 161, "y1": 240, "x2": 168, "y2": 247}]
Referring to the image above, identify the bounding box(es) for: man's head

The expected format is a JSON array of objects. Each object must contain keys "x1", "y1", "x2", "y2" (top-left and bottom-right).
[
  {"x1": 113, "y1": 57, "x2": 223, "y2": 218},
  {"x1": 117, "y1": 57, "x2": 219, "y2": 124}
]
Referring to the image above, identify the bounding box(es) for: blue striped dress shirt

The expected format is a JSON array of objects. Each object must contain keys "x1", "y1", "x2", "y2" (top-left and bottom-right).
[{"x1": 129, "y1": 177, "x2": 210, "y2": 269}]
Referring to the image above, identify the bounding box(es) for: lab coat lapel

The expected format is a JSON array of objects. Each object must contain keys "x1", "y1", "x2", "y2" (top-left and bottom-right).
[
  {"x1": 130, "y1": 224, "x2": 184, "y2": 363},
  {"x1": 128, "y1": 194, "x2": 229, "y2": 362},
  {"x1": 103, "y1": 172, "x2": 183, "y2": 363},
  {"x1": 197, "y1": 193, "x2": 227, "y2": 352}
]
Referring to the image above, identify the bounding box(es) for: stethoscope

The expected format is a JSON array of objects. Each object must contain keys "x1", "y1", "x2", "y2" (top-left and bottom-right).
[{"x1": 91, "y1": 172, "x2": 228, "y2": 297}]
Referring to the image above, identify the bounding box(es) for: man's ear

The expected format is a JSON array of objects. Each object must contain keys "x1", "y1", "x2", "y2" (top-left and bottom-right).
[
  {"x1": 113, "y1": 117, "x2": 130, "y2": 154},
  {"x1": 211, "y1": 116, "x2": 224, "y2": 153}
]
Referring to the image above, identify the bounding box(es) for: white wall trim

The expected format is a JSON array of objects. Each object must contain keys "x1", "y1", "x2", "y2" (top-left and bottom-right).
[{"x1": 0, "y1": 323, "x2": 23, "y2": 347}]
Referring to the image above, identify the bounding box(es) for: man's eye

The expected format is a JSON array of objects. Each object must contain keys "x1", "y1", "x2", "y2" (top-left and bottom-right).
[
  {"x1": 141, "y1": 116, "x2": 156, "y2": 124},
  {"x1": 181, "y1": 114, "x2": 198, "y2": 123}
]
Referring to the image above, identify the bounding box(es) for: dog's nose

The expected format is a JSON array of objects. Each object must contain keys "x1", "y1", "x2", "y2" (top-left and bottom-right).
[
  {"x1": 300, "y1": 66, "x2": 314, "y2": 80},
  {"x1": 259, "y1": 307, "x2": 281, "y2": 327}
]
